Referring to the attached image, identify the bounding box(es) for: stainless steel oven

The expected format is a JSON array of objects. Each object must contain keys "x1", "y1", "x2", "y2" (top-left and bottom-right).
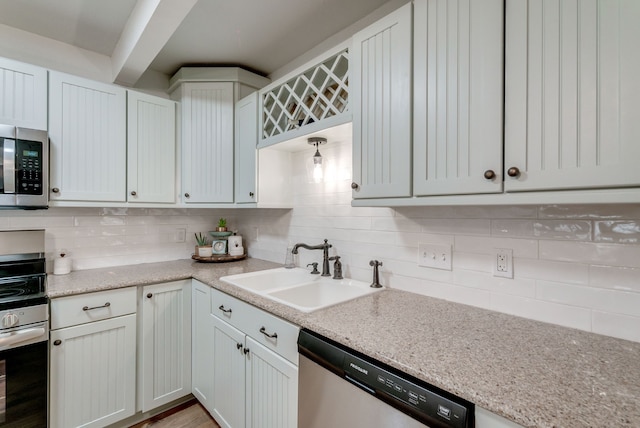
[
  {"x1": 0, "y1": 125, "x2": 48, "y2": 209},
  {"x1": 0, "y1": 230, "x2": 48, "y2": 427}
]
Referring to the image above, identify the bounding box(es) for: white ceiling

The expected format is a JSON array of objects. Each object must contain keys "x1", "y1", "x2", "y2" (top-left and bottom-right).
[{"x1": 0, "y1": 0, "x2": 389, "y2": 83}]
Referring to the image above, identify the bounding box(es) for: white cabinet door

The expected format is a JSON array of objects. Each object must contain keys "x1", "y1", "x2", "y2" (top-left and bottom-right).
[
  {"x1": 49, "y1": 71, "x2": 127, "y2": 202},
  {"x1": 180, "y1": 82, "x2": 234, "y2": 203},
  {"x1": 0, "y1": 57, "x2": 47, "y2": 130},
  {"x1": 505, "y1": 0, "x2": 640, "y2": 192},
  {"x1": 211, "y1": 315, "x2": 246, "y2": 428},
  {"x1": 50, "y1": 314, "x2": 137, "y2": 428},
  {"x1": 127, "y1": 91, "x2": 176, "y2": 203},
  {"x1": 139, "y1": 280, "x2": 191, "y2": 412},
  {"x1": 235, "y1": 93, "x2": 258, "y2": 203},
  {"x1": 351, "y1": 3, "x2": 413, "y2": 199},
  {"x1": 245, "y1": 336, "x2": 298, "y2": 428},
  {"x1": 192, "y1": 280, "x2": 214, "y2": 413},
  {"x1": 413, "y1": 0, "x2": 504, "y2": 196}
]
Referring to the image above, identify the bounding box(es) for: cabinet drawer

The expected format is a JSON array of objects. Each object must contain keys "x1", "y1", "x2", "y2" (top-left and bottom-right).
[
  {"x1": 210, "y1": 288, "x2": 251, "y2": 331},
  {"x1": 244, "y1": 307, "x2": 299, "y2": 365},
  {"x1": 51, "y1": 287, "x2": 137, "y2": 330},
  {"x1": 210, "y1": 288, "x2": 300, "y2": 364}
]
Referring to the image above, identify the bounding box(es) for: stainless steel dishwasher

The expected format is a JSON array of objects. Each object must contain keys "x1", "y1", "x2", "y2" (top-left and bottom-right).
[{"x1": 298, "y1": 329, "x2": 474, "y2": 428}]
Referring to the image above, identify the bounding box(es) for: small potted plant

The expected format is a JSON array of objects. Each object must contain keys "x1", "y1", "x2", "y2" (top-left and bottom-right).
[
  {"x1": 195, "y1": 232, "x2": 212, "y2": 257},
  {"x1": 216, "y1": 218, "x2": 227, "y2": 232}
]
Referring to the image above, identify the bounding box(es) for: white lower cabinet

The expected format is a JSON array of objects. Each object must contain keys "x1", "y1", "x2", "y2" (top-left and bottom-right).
[
  {"x1": 49, "y1": 288, "x2": 137, "y2": 428},
  {"x1": 204, "y1": 286, "x2": 299, "y2": 428},
  {"x1": 139, "y1": 280, "x2": 192, "y2": 412}
]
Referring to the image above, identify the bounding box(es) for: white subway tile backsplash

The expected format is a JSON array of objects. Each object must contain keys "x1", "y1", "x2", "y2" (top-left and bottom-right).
[
  {"x1": 589, "y1": 265, "x2": 640, "y2": 293},
  {"x1": 455, "y1": 235, "x2": 538, "y2": 258},
  {"x1": 516, "y1": 259, "x2": 589, "y2": 284},
  {"x1": 591, "y1": 311, "x2": 640, "y2": 343},
  {"x1": 539, "y1": 204, "x2": 640, "y2": 219},
  {"x1": 539, "y1": 241, "x2": 640, "y2": 268},
  {"x1": 489, "y1": 293, "x2": 592, "y2": 331},
  {"x1": 536, "y1": 280, "x2": 640, "y2": 317},
  {"x1": 420, "y1": 218, "x2": 491, "y2": 235},
  {"x1": 594, "y1": 221, "x2": 640, "y2": 244}
]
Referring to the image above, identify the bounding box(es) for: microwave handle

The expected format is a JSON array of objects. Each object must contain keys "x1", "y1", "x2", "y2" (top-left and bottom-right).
[{"x1": 3, "y1": 139, "x2": 15, "y2": 193}]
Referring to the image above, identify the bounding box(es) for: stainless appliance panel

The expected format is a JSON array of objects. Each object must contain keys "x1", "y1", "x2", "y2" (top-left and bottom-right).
[{"x1": 299, "y1": 354, "x2": 428, "y2": 428}]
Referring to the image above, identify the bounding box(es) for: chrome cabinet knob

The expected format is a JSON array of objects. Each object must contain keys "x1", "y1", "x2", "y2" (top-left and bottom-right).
[
  {"x1": 507, "y1": 167, "x2": 520, "y2": 178},
  {"x1": 351, "y1": 182, "x2": 359, "y2": 190},
  {"x1": 53, "y1": 340, "x2": 62, "y2": 346},
  {"x1": 483, "y1": 170, "x2": 496, "y2": 180},
  {"x1": 130, "y1": 191, "x2": 137, "y2": 196},
  {"x1": 146, "y1": 293, "x2": 153, "y2": 299},
  {"x1": 52, "y1": 188, "x2": 60, "y2": 193},
  {"x1": 184, "y1": 193, "x2": 190, "y2": 198}
]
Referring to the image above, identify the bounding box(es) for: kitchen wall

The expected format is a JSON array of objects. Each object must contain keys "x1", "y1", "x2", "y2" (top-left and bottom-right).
[
  {"x1": 237, "y1": 141, "x2": 640, "y2": 344},
  {"x1": 1, "y1": 141, "x2": 638, "y2": 344},
  {"x1": 0, "y1": 207, "x2": 236, "y2": 271}
]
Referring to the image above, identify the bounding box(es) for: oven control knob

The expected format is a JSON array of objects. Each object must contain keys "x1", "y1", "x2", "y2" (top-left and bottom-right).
[{"x1": 2, "y1": 313, "x2": 19, "y2": 328}]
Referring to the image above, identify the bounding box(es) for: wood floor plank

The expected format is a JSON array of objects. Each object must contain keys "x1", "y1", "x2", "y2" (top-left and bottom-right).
[{"x1": 130, "y1": 400, "x2": 220, "y2": 428}]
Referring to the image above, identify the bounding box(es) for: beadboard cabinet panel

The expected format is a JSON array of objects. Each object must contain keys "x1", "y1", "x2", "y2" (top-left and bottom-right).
[
  {"x1": 127, "y1": 91, "x2": 176, "y2": 203},
  {"x1": 235, "y1": 93, "x2": 258, "y2": 203},
  {"x1": 245, "y1": 336, "x2": 298, "y2": 428},
  {"x1": 351, "y1": 3, "x2": 412, "y2": 199},
  {"x1": 139, "y1": 280, "x2": 192, "y2": 412},
  {"x1": 505, "y1": 0, "x2": 640, "y2": 192},
  {"x1": 413, "y1": 0, "x2": 504, "y2": 196},
  {"x1": 49, "y1": 71, "x2": 127, "y2": 202},
  {"x1": 212, "y1": 315, "x2": 246, "y2": 428},
  {"x1": 180, "y1": 82, "x2": 234, "y2": 203},
  {"x1": 50, "y1": 314, "x2": 137, "y2": 428},
  {"x1": 0, "y1": 57, "x2": 47, "y2": 130}
]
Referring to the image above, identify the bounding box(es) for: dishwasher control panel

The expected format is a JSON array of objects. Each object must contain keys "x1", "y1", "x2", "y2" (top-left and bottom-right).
[{"x1": 343, "y1": 353, "x2": 469, "y2": 428}]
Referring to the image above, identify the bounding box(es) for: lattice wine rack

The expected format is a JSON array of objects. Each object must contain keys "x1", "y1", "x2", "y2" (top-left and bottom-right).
[{"x1": 262, "y1": 49, "x2": 349, "y2": 140}]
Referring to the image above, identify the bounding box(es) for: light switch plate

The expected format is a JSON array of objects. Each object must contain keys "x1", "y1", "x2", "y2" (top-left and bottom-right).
[{"x1": 418, "y1": 243, "x2": 452, "y2": 270}]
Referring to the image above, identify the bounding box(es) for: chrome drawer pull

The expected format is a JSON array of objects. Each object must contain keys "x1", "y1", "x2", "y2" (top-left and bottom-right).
[
  {"x1": 218, "y1": 305, "x2": 232, "y2": 314},
  {"x1": 83, "y1": 302, "x2": 111, "y2": 311},
  {"x1": 259, "y1": 326, "x2": 278, "y2": 339}
]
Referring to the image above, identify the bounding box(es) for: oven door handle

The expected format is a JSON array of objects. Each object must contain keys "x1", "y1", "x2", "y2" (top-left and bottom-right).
[{"x1": 0, "y1": 327, "x2": 46, "y2": 350}]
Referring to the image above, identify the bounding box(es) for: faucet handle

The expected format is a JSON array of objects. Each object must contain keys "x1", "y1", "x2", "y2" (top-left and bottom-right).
[
  {"x1": 369, "y1": 260, "x2": 383, "y2": 288},
  {"x1": 307, "y1": 262, "x2": 320, "y2": 274}
]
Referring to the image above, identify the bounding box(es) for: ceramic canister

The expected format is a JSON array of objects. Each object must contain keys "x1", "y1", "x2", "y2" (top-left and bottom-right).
[{"x1": 228, "y1": 235, "x2": 244, "y2": 256}]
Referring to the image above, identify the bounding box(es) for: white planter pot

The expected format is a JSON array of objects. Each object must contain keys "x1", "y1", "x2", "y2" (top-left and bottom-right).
[{"x1": 197, "y1": 246, "x2": 213, "y2": 257}]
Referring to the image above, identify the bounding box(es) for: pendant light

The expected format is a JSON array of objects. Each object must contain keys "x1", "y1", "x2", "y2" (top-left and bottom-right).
[{"x1": 308, "y1": 137, "x2": 327, "y2": 183}]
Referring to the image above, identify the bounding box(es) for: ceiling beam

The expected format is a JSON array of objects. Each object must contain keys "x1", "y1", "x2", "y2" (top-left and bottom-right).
[{"x1": 111, "y1": 0, "x2": 198, "y2": 86}]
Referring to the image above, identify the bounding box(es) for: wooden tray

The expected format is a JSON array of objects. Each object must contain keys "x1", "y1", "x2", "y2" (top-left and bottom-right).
[{"x1": 191, "y1": 253, "x2": 247, "y2": 263}]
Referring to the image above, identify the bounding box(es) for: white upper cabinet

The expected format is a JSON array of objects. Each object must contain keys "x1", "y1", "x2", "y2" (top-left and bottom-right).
[
  {"x1": 504, "y1": 0, "x2": 640, "y2": 192},
  {"x1": 49, "y1": 71, "x2": 127, "y2": 202},
  {"x1": 235, "y1": 93, "x2": 258, "y2": 203},
  {"x1": 413, "y1": 0, "x2": 504, "y2": 196},
  {"x1": 0, "y1": 57, "x2": 47, "y2": 130},
  {"x1": 178, "y1": 82, "x2": 235, "y2": 203},
  {"x1": 127, "y1": 91, "x2": 176, "y2": 203},
  {"x1": 351, "y1": 3, "x2": 413, "y2": 199}
]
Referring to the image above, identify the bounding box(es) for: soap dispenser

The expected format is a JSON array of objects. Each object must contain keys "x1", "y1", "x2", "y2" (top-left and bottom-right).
[{"x1": 329, "y1": 256, "x2": 343, "y2": 280}]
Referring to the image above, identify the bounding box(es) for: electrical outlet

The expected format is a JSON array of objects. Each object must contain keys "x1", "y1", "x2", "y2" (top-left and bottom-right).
[
  {"x1": 493, "y1": 248, "x2": 513, "y2": 278},
  {"x1": 418, "y1": 244, "x2": 452, "y2": 270}
]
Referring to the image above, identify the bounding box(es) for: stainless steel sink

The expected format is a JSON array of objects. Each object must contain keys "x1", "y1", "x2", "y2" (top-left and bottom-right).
[{"x1": 220, "y1": 267, "x2": 381, "y2": 313}]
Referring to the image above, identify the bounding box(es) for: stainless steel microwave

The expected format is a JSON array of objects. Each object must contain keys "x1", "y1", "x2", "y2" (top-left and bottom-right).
[{"x1": 0, "y1": 125, "x2": 48, "y2": 209}]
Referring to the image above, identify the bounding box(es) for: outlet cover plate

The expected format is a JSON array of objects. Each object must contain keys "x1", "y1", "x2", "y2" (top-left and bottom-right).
[
  {"x1": 418, "y1": 243, "x2": 452, "y2": 270},
  {"x1": 493, "y1": 248, "x2": 513, "y2": 278}
]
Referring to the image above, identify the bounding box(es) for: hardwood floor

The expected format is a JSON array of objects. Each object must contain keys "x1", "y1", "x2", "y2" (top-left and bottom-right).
[{"x1": 130, "y1": 400, "x2": 220, "y2": 428}]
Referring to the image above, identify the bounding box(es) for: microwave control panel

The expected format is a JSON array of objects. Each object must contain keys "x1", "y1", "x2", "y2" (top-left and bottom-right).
[{"x1": 16, "y1": 140, "x2": 43, "y2": 195}]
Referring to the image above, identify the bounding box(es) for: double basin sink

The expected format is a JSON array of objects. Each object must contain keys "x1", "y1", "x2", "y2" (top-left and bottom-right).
[{"x1": 220, "y1": 267, "x2": 382, "y2": 313}]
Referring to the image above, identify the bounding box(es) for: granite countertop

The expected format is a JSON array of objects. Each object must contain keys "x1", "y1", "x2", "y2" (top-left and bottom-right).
[{"x1": 47, "y1": 258, "x2": 640, "y2": 428}]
